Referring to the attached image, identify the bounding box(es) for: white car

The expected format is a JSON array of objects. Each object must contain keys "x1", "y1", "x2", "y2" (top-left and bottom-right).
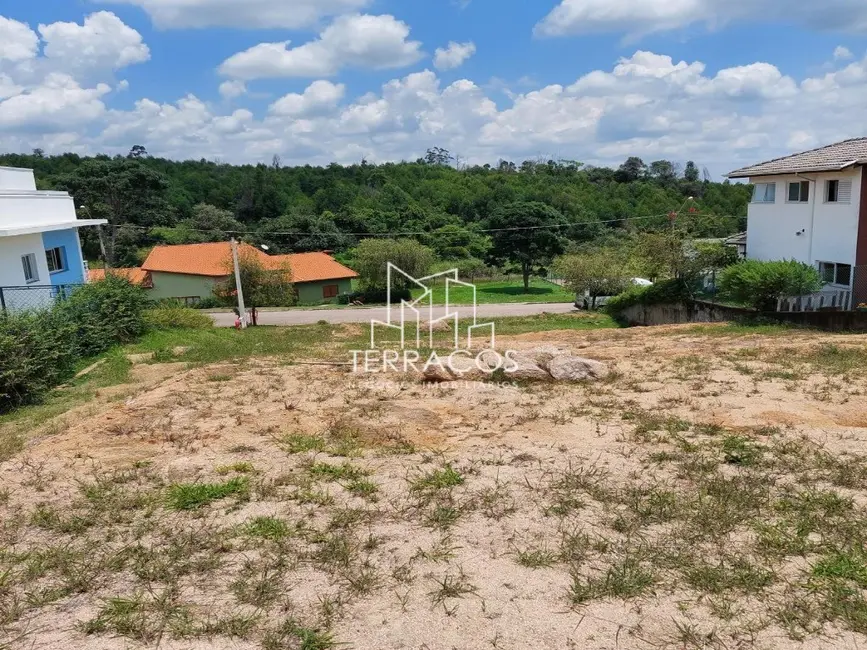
[{"x1": 576, "y1": 278, "x2": 653, "y2": 310}]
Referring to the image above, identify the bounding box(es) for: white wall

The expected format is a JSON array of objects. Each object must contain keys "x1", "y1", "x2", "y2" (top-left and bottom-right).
[
  {"x1": 0, "y1": 167, "x2": 37, "y2": 191},
  {"x1": 746, "y1": 169, "x2": 861, "y2": 269},
  {"x1": 0, "y1": 193, "x2": 78, "y2": 228},
  {"x1": 0, "y1": 233, "x2": 54, "y2": 310}
]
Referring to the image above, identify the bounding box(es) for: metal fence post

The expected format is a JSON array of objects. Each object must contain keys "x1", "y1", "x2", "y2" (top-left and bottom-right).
[{"x1": 0, "y1": 287, "x2": 5, "y2": 313}]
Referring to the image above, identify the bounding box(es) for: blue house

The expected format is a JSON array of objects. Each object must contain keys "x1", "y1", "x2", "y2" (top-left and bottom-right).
[{"x1": 0, "y1": 166, "x2": 106, "y2": 311}]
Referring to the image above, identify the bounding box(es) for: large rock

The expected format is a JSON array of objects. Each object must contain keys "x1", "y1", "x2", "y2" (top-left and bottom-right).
[{"x1": 547, "y1": 355, "x2": 610, "y2": 381}]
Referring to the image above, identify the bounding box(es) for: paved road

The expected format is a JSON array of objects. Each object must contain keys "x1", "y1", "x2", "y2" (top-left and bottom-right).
[{"x1": 209, "y1": 302, "x2": 577, "y2": 327}]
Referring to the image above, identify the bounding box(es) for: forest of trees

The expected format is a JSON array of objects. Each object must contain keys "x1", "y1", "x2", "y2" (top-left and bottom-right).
[{"x1": 0, "y1": 147, "x2": 752, "y2": 273}]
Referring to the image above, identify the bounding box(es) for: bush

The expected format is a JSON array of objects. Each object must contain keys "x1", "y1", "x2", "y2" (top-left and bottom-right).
[
  {"x1": 144, "y1": 305, "x2": 214, "y2": 330},
  {"x1": 0, "y1": 311, "x2": 77, "y2": 412},
  {"x1": 194, "y1": 296, "x2": 223, "y2": 310},
  {"x1": 338, "y1": 288, "x2": 412, "y2": 305},
  {"x1": 604, "y1": 278, "x2": 695, "y2": 316},
  {"x1": 718, "y1": 260, "x2": 823, "y2": 311},
  {"x1": 55, "y1": 276, "x2": 150, "y2": 357},
  {"x1": 0, "y1": 277, "x2": 149, "y2": 413}
]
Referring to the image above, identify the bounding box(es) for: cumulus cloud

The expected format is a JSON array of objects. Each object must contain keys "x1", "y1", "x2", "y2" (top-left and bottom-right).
[
  {"x1": 834, "y1": 46, "x2": 854, "y2": 60},
  {"x1": 0, "y1": 73, "x2": 110, "y2": 129},
  {"x1": 535, "y1": 0, "x2": 867, "y2": 38},
  {"x1": 0, "y1": 12, "x2": 147, "y2": 137},
  {"x1": 6, "y1": 41, "x2": 867, "y2": 180},
  {"x1": 219, "y1": 79, "x2": 246, "y2": 99},
  {"x1": 39, "y1": 11, "x2": 150, "y2": 72},
  {"x1": 102, "y1": 0, "x2": 371, "y2": 29},
  {"x1": 219, "y1": 14, "x2": 424, "y2": 79},
  {"x1": 269, "y1": 80, "x2": 345, "y2": 117},
  {"x1": 434, "y1": 41, "x2": 476, "y2": 70},
  {"x1": 0, "y1": 16, "x2": 39, "y2": 62}
]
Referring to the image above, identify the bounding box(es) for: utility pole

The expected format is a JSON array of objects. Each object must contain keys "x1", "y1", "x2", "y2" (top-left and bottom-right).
[{"x1": 231, "y1": 238, "x2": 247, "y2": 329}]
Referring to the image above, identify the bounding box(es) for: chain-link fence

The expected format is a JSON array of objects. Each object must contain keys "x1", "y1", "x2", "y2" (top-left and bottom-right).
[
  {"x1": 854, "y1": 265, "x2": 867, "y2": 311},
  {"x1": 0, "y1": 285, "x2": 83, "y2": 313}
]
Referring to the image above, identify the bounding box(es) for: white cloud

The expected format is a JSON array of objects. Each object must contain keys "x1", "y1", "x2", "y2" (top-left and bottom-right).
[
  {"x1": 269, "y1": 80, "x2": 345, "y2": 117},
  {"x1": 0, "y1": 73, "x2": 110, "y2": 129},
  {"x1": 834, "y1": 46, "x2": 854, "y2": 60},
  {"x1": 219, "y1": 80, "x2": 246, "y2": 99},
  {"x1": 219, "y1": 14, "x2": 424, "y2": 79},
  {"x1": 535, "y1": 0, "x2": 867, "y2": 38},
  {"x1": 434, "y1": 41, "x2": 476, "y2": 70},
  {"x1": 0, "y1": 12, "x2": 146, "y2": 137},
  {"x1": 6, "y1": 40, "x2": 867, "y2": 181},
  {"x1": 38, "y1": 11, "x2": 150, "y2": 72},
  {"x1": 102, "y1": 0, "x2": 371, "y2": 29},
  {"x1": 0, "y1": 16, "x2": 39, "y2": 62}
]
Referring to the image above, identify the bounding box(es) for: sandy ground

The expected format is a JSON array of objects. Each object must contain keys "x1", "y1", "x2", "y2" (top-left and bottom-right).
[{"x1": 2, "y1": 324, "x2": 867, "y2": 650}]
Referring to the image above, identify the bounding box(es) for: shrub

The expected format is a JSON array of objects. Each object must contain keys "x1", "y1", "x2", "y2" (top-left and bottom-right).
[
  {"x1": 55, "y1": 276, "x2": 150, "y2": 356},
  {"x1": 604, "y1": 279, "x2": 695, "y2": 316},
  {"x1": 144, "y1": 305, "x2": 213, "y2": 330},
  {"x1": 0, "y1": 311, "x2": 77, "y2": 412},
  {"x1": 194, "y1": 296, "x2": 223, "y2": 309},
  {"x1": 718, "y1": 260, "x2": 822, "y2": 311},
  {"x1": 0, "y1": 277, "x2": 149, "y2": 413},
  {"x1": 337, "y1": 289, "x2": 411, "y2": 305}
]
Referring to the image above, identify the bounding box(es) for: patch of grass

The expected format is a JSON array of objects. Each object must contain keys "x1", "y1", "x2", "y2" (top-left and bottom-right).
[
  {"x1": 166, "y1": 477, "x2": 248, "y2": 511},
  {"x1": 345, "y1": 478, "x2": 379, "y2": 500},
  {"x1": 569, "y1": 557, "x2": 656, "y2": 604},
  {"x1": 813, "y1": 549, "x2": 867, "y2": 588},
  {"x1": 410, "y1": 465, "x2": 465, "y2": 493},
  {"x1": 429, "y1": 569, "x2": 477, "y2": 607},
  {"x1": 215, "y1": 461, "x2": 256, "y2": 475},
  {"x1": 722, "y1": 435, "x2": 762, "y2": 466},
  {"x1": 245, "y1": 516, "x2": 292, "y2": 541},
  {"x1": 514, "y1": 545, "x2": 558, "y2": 569},
  {"x1": 281, "y1": 433, "x2": 327, "y2": 454},
  {"x1": 263, "y1": 619, "x2": 339, "y2": 650},
  {"x1": 683, "y1": 556, "x2": 775, "y2": 595},
  {"x1": 412, "y1": 278, "x2": 575, "y2": 305},
  {"x1": 309, "y1": 462, "x2": 369, "y2": 482}
]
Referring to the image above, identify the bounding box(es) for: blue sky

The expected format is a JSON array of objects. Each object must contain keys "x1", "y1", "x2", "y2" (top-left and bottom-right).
[{"x1": 1, "y1": 0, "x2": 867, "y2": 176}]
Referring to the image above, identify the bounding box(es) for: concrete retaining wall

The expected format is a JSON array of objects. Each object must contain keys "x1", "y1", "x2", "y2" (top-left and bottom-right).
[{"x1": 620, "y1": 300, "x2": 867, "y2": 332}]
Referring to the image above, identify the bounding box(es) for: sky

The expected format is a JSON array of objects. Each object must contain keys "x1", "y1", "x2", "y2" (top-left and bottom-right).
[{"x1": 1, "y1": 0, "x2": 867, "y2": 178}]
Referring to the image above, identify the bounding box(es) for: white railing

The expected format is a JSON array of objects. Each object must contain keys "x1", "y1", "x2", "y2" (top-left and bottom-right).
[{"x1": 776, "y1": 289, "x2": 852, "y2": 313}]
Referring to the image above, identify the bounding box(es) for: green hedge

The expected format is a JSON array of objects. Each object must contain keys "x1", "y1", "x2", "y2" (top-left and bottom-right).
[{"x1": 0, "y1": 277, "x2": 149, "y2": 413}]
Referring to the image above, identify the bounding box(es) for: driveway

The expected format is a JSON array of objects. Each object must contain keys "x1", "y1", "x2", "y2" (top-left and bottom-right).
[{"x1": 208, "y1": 302, "x2": 578, "y2": 327}]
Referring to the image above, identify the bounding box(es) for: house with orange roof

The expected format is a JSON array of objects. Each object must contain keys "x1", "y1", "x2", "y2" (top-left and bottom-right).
[
  {"x1": 139, "y1": 242, "x2": 357, "y2": 305},
  {"x1": 87, "y1": 267, "x2": 153, "y2": 288}
]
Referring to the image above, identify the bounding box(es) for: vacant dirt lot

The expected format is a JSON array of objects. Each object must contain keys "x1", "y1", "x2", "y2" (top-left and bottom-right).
[{"x1": 2, "y1": 325, "x2": 867, "y2": 649}]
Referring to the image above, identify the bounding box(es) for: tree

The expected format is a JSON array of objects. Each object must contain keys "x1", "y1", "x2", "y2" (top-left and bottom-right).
[
  {"x1": 556, "y1": 251, "x2": 632, "y2": 309},
  {"x1": 684, "y1": 161, "x2": 700, "y2": 183},
  {"x1": 616, "y1": 157, "x2": 646, "y2": 183},
  {"x1": 427, "y1": 224, "x2": 491, "y2": 260},
  {"x1": 217, "y1": 248, "x2": 296, "y2": 320},
  {"x1": 259, "y1": 211, "x2": 354, "y2": 253},
  {"x1": 58, "y1": 159, "x2": 172, "y2": 265},
  {"x1": 353, "y1": 238, "x2": 435, "y2": 291},
  {"x1": 423, "y1": 147, "x2": 454, "y2": 166},
  {"x1": 128, "y1": 145, "x2": 148, "y2": 159},
  {"x1": 487, "y1": 202, "x2": 565, "y2": 292},
  {"x1": 718, "y1": 260, "x2": 822, "y2": 311},
  {"x1": 649, "y1": 160, "x2": 677, "y2": 184}
]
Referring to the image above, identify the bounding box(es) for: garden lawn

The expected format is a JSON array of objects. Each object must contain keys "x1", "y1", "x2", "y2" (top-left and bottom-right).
[{"x1": 411, "y1": 278, "x2": 574, "y2": 305}]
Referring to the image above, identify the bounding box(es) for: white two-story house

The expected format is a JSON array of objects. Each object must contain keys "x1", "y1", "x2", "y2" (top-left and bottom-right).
[
  {"x1": 0, "y1": 166, "x2": 106, "y2": 311},
  {"x1": 728, "y1": 138, "x2": 867, "y2": 309}
]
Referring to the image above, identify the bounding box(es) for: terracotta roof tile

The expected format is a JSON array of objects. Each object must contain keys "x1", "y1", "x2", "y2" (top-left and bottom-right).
[
  {"x1": 87, "y1": 268, "x2": 152, "y2": 287},
  {"x1": 728, "y1": 137, "x2": 867, "y2": 178},
  {"x1": 141, "y1": 242, "x2": 358, "y2": 283}
]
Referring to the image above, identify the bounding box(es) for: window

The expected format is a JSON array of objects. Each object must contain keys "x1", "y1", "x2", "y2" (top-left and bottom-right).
[
  {"x1": 46, "y1": 246, "x2": 65, "y2": 273},
  {"x1": 21, "y1": 253, "x2": 39, "y2": 283},
  {"x1": 752, "y1": 183, "x2": 776, "y2": 203},
  {"x1": 825, "y1": 179, "x2": 853, "y2": 204},
  {"x1": 323, "y1": 284, "x2": 339, "y2": 299},
  {"x1": 788, "y1": 181, "x2": 810, "y2": 203},
  {"x1": 819, "y1": 262, "x2": 853, "y2": 287}
]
